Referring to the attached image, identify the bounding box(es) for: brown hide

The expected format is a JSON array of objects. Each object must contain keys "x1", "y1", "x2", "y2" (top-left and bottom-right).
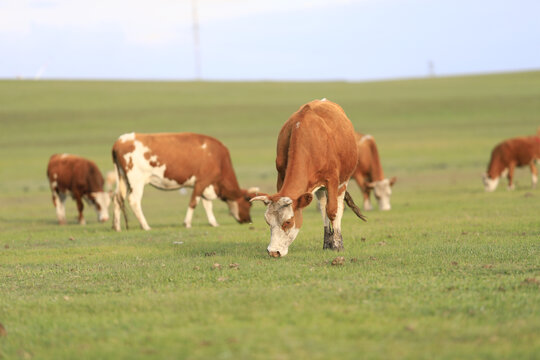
[
  {"x1": 487, "y1": 136, "x2": 540, "y2": 179},
  {"x1": 275, "y1": 100, "x2": 358, "y2": 225},
  {"x1": 47, "y1": 154, "x2": 105, "y2": 200}
]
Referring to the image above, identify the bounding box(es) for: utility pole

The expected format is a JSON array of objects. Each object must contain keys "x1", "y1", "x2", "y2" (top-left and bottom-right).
[{"x1": 192, "y1": 0, "x2": 201, "y2": 80}]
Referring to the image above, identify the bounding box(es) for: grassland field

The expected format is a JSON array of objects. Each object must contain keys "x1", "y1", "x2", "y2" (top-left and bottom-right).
[{"x1": 0, "y1": 71, "x2": 539, "y2": 359}]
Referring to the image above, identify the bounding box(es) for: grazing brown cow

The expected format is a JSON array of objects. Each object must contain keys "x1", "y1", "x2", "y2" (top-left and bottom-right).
[
  {"x1": 47, "y1": 154, "x2": 110, "y2": 225},
  {"x1": 111, "y1": 132, "x2": 258, "y2": 231},
  {"x1": 352, "y1": 132, "x2": 397, "y2": 211},
  {"x1": 483, "y1": 135, "x2": 540, "y2": 191},
  {"x1": 251, "y1": 99, "x2": 366, "y2": 257}
]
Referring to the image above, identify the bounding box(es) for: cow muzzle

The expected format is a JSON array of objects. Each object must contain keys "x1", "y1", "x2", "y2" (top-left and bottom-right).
[{"x1": 267, "y1": 250, "x2": 281, "y2": 258}]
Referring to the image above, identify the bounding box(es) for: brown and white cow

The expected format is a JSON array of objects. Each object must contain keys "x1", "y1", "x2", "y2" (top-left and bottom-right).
[
  {"x1": 47, "y1": 154, "x2": 111, "y2": 225},
  {"x1": 483, "y1": 135, "x2": 540, "y2": 191},
  {"x1": 251, "y1": 99, "x2": 366, "y2": 257},
  {"x1": 352, "y1": 132, "x2": 397, "y2": 211},
  {"x1": 111, "y1": 132, "x2": 258, "y2": 231}
]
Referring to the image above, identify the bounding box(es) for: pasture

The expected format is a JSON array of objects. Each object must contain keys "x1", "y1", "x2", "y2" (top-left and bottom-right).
[{"x1": 1, "y1": 72, "x2": 540, "y2": 359}]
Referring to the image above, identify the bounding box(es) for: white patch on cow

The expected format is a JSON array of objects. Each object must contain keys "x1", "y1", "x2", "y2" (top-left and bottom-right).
[
  {"x1": 359, "y1": 134, "x2": 373, "y2": 143},
  {"x1": 333, "y1": 192, "x2": 345, "y2": 231},
  {"x1": 202, "y1": 185, "x2": 217, "y2": 200},
  {"x1": 483, "y1": 173, "x2": 500, "y2": 192},
  {"x1": 61, "y1": 153, "x2": 69, "y2": 158},
  {"x1": 183, "y1": 196, "x2": 200, "y2": 228},
  {"x1": 371, "y1": 179, "x2": 392, "y2": 210},
  {"x1": 501, "y1": 168, "x2": 509, "y2": 178},
  {"x1": 532, "y1": 174, "x2": 538, "y2": 188},
  {"x1": 119, "y1": 132, "x2": 135, "y2": 143},
  {"x1": 51, "y1": 180, "x2": 58, "y2": 188},
  {"x1": 201, "y1": 142, "x2": 207, "y2": 149},
  {"x1": 181, "y1": 175, "x2": 196, "y2": 187},
  {"x1": 264, "y1": 197, "x2": 297, "y2": 257},
  {"x1": 91, "y1": 191, "x2": 111, "y2": 222},
  {"x1": 53, "y1": 173, "x2": 58, "y2": 179},
  {"x1": 321, "y1": 98, "x2": 327, "y2": 101},
  {"x1": 227, "y1": 200, "x2": 240, "y2": 221},
  {"x1": 123, "y1": 139, "x2": 183, "y2": 190},
  {"x1": 202, "y1": 198, "x2": 219, "y2": 227},
  {"x1": 52, "y1": 191, "x2": 66, "y2": 224},
  {"x1": 296, "y1": 121, "x2": 300, "y2": 129}
]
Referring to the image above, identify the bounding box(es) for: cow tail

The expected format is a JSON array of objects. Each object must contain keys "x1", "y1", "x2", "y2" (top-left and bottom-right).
[
  {"x1": 344, "y1": 191, "x2": 367, "y2": 222},
  {"x1": 112, "y1": 149, "x2": 130, "y2": 230}
]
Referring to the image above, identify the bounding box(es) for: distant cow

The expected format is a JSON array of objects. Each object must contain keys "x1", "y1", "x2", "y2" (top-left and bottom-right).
[
  {"x1": 352, "y1": 133, "x2": 397, "y2": 210},
  {"x1": 251, "y1": 99, "x2": 366, "y2": 257},
  {"x1": 483, "y1": 135, "x2": 540, "y2": 191},
  {"x1": 47, "y1": 154, "x2": 110, "y2": 225},
  {"x1": 111, "y1": 132, "x2": 259, "y2": 231},
  {"x1": 105, "y1": 170, "x2": 116, "y2": 192}
]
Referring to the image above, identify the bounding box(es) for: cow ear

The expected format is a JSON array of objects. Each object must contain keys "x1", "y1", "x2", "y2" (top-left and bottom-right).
[
  {"x1": 389, "y1": 177, "x2": 397, "y2": 186},
  {"x1": 250, "y1": 194, "x2": 271, "y2": 205},
  {"x1": 296, "y1": 193, "x2": 313, "y2": 209}
]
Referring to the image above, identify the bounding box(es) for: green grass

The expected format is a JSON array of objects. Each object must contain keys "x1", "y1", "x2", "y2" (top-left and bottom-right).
[{"x1": 1, "y1": 72, "x2": 540, "y2": 359}]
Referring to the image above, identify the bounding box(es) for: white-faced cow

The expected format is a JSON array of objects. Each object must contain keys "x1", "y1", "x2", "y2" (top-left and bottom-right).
[
  {"x1": 47, "y1": 154, "x2": 110, "y2": 225},
  {"x1": 251, "y1": 99, "x2": 366, "y2": 257},
  {"x1": 352, "y1": 132, "x2": 397, "y2": 211},
  {"x1": 483, "y1": 135, "x2": 540, "y2": 191},
  {"x1": 111, "y1": 132, "x2": 258, "y2": 231}
]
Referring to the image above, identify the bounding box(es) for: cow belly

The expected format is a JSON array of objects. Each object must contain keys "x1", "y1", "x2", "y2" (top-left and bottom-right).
[{"x1": 149, "y1": 175, "x2": 193, "y2": 190}]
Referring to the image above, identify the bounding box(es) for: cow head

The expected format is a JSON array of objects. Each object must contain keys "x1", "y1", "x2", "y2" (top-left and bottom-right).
[
  {"x1": 250, "y1": 192, "x2": 313, "y2": 257},
  {"x1": 366, "y1": 176, "x2": 397, "y2": 211},
  {"x1": 89, "y1": 191, "x2": 111, "y2": 222},
  {"x1": 227, "y1": 187, "x2": 259, "y2": 224},
  {"x1": 482, "y1": 173, "x2": 499, "y2": 192}
]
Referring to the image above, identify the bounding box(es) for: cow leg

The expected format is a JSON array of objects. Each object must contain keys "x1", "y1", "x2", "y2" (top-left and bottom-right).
[
  {"x1": 507, "y1": 163, "x2": 516, "y2": 190},
  {"x1": 315, "y1": 188, "x2": 332, "y2": 245},
  {"x1": 530, "y1": 162, "x2": 538, "y2": 189},
  {"x1": 127, "y1": 184, "x2": 151, "y2": 230},
  {"x1": 184, "y1": 188, "x2": 201, "y2": 228},
  {"x1": 201, "y1": 185, "x2": 219, "y2": 227},
  {"x1": 74, "y1": 194, "x2": 85, "y2": 225},
  {"x1": 323, "y1": 181, "x2": 345, "y2": 251},
  {"x1": 52, "y1": 191, "x2": 67, "y2": 225},
  {"x1": 201, "y1": 199, "x2": 218, "y2": 227}
]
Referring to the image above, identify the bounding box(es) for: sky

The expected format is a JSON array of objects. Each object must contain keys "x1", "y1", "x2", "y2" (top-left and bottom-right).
[{"x1": 0, "y1": 0, "x2": 539, "y2": 81}]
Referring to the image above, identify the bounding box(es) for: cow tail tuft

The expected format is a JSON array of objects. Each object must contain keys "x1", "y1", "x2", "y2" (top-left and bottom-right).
[{"x1": 344, "y1": 191, "x2": 367, "y2": 222}]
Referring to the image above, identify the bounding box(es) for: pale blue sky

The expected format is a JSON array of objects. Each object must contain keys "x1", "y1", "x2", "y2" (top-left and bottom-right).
[{"x1": 1, "y1": 0, "x2": 539, "y2": 81}]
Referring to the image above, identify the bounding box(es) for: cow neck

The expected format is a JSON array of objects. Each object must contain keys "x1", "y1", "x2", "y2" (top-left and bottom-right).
[
  {"x1": 277, "y1": 161, "x2": 311, "y2": 201},
  {"x1": 216, "y1": 170, "x2": 243, "y2": 201},
  {"x1": 487, "y1": 157, "x2": 505, "y2": 179},
  {"x1": 367, "y1": 140, "x2": 385, "y2": 181}
]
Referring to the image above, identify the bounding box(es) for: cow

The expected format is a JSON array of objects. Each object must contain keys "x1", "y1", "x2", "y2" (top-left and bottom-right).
[
  {"x1": 46, "y1": 154, "x2": 110, "y2": 225},
  {"x1": 483, "y1": 135, "x2": 540, "y2": 191},
  {"x1": 251, "y1": 99, "x2": 366, "y2": 257},
  {"x1": 352, "y1": 132, "x2": 397, "y2": 211},
  {"x1": 111, "y1": 132, "x2": 259, "y2": 231},
  {"x1": 105, "y1": 170, "x2": 116, "y2": 193}
]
